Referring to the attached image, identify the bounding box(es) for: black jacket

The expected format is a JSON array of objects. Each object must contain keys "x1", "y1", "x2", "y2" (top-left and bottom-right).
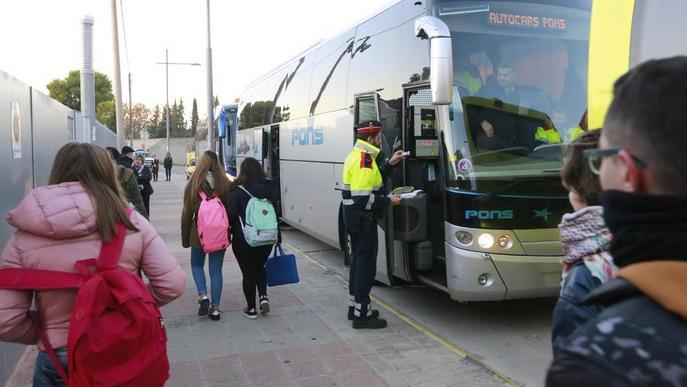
[
  {"x1": 227, "y1": 178, "x2": 278, "y2": 246},
  {"x1": 118, "y1": 156, "x2": 134, "y2": 170},
  {"x1": 550, "y1": 262, "x2": 603, "y2": 350},
  {"x1": 133, "y1": 165, "x2": 154, "y2": 196},
  {"x1": 163, "y1": 157, "x2": 173, "y2": 169},
  {"x1": 547, "y1": 277, "x2": 687, "y2": 387}
]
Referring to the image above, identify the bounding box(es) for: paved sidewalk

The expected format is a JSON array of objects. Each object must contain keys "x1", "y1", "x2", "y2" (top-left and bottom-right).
[
  {"x1": 4, "y1": 172, "x2": 508, "y2": 387},
  {"x1": 159, "y1": 174, "x2": 506, "y2": 387}
]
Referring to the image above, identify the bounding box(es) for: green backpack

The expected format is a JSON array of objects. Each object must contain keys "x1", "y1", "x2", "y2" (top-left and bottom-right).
[{"x1": 238, "y1": 185, "x2": 279, "y2": 246}]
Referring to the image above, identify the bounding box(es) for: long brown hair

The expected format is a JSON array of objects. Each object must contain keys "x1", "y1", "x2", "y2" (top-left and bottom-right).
[
  {"x1": 562, "y1": 130, "x2": 602, "y2": 206},
  {"x1": 230, "y1": 157, "x2": 267, "y2": 189},
  {"x1": 187, "y1": 151, "x2": 231, "y2": 205},
  {"x1": 49, "y1": 142, "x2": 138, "y2": 242}
]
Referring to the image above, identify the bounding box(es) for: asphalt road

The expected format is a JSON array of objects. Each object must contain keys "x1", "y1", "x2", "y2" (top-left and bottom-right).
[{"x1": 282, "y1": 228, "x2": 556, "y2": 387}]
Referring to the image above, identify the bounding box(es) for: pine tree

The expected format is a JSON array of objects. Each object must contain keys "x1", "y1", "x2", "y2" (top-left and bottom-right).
[
  {"x1": 176, "y1": 98, "x2": 188, "y2": 137},
  {"x1": 191, "y1": 98, "x2": 199, "y2": 137},
  {"x1": 149, "y1": 105, "x2": 162, "y2": 138}
]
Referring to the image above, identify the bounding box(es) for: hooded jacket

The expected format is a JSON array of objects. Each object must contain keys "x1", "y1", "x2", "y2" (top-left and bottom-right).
[
  {"x1": 547, "y1": 191, "x2": 687, "y2": 386},
  {"x1": 117, "y1": 165, "x2": 148, "y2": 218},
  {"x1": 0, "y1": 182, "x2": 186, "y2": 350}
]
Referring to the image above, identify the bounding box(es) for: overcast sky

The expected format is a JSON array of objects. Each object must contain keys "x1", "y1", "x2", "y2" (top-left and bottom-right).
[{"x1": 1, "y1": 0, "x2": 393, "y2": 119}]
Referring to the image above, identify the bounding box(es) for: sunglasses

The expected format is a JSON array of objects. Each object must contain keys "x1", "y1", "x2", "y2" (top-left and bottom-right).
[{"x1": 583, "y1": 147, "x2": 648, "y2": 175}]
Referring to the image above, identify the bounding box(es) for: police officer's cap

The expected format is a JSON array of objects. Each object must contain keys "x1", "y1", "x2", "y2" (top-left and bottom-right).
[{"x1": 356, "y1": 120, "x2": 382, "y2": 135}]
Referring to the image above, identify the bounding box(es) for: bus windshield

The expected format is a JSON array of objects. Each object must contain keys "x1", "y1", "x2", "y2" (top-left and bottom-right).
[{"x1": 433, "y1": 0, "x2": 591, "y2": 193}]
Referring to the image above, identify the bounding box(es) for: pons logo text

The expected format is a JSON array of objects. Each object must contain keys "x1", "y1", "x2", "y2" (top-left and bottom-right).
[
  {"x1": 465, "y1": 210, "x2": 514, "y2": 220},
  {"x1": 291, "y1": 127, "x2": 323, "y2": 146}
]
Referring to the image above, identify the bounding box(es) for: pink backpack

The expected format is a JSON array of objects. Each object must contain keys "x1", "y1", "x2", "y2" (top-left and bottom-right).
[{"x1": 197, "y1": 191, "x2": 231, "y2": 253}]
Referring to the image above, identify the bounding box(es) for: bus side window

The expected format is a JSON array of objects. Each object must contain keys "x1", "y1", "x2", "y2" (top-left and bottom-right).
[{"x1": 356, "y1": 98, "x2": 378, "y2": 125}]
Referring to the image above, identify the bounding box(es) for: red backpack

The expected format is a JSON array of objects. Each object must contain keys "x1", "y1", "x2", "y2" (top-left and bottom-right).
[{"x1": 0, "y1": 210, "x2": 170, "y2": 386}]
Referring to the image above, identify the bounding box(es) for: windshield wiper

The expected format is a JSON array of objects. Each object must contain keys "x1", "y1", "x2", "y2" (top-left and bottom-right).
[{"x1": 478, "y1": 174, "x2": 557, "y2": 201}]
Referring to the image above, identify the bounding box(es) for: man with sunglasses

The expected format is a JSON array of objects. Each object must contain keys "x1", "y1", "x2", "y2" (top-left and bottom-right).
[{"x1": 546, "y1": 57, "x2": 687, "y2": 386}]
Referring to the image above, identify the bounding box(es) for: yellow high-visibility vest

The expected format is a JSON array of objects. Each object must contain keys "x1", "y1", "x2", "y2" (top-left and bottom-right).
[{"x1": 342, "y1": 140, "x2": 384, "y2": 211}]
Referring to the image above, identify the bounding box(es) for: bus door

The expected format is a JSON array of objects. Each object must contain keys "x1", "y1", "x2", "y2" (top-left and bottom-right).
[
  {"x1": 267, "y1": 124, "x2": 282, "y2": 217},
  {"x1": 353, "y1": 92, "x2": 398, "y2": 286},
  {"x1": 397, "y1": 84, "x2": 445, "y2": 287}
]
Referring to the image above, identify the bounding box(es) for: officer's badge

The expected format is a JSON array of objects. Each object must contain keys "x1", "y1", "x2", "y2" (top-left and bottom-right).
[{"x1": 360, "y1": 152, "x2": 373, "y2": 169}]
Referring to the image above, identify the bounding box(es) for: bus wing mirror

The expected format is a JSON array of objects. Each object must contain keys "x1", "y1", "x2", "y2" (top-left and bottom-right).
[{"x1": 415, "y1": 16, "x2": 453, "y2": 105}]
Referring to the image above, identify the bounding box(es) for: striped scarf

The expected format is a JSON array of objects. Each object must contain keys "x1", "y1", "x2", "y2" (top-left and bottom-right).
[{"x1": 558, "y1": 206, "x2": 616, "y2": 283}]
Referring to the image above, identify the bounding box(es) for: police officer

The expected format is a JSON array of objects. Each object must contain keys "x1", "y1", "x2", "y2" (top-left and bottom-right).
[{"x1": 342, "y1": 120, "x2": 406, "y2": 329}]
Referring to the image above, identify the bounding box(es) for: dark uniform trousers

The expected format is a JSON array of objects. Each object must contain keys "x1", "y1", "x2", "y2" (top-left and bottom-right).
[{"x1": 347, "y1": 212, "x2": 379, "y2": 317}]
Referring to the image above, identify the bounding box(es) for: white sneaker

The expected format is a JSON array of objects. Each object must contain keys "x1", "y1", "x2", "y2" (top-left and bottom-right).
[{"x1": 259, "y1": 297, "x2": 270, "y2": 315}]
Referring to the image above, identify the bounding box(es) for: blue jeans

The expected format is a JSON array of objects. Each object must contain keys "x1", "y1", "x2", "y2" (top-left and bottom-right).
[
  {"x1": 190, "y1": 246, "x2": 225, "y2": 306},
  {"x1": 34, "y1": 348, "x2": 67, "y2": 387}
]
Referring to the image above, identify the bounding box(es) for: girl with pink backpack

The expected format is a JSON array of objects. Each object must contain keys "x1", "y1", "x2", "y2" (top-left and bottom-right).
[{"x1": 181, "y1": 151, "x2": 232, "y2": 321}]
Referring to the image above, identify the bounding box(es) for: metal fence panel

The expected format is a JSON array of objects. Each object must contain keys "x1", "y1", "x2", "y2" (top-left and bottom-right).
[
  {"x1": 31, "y1": 88, "x2": 75, "y2": 187},
  {"x1": 0, "y1": 70, "x2": 116, "y2": 384},
  {"x1": 0, "y1": 70, "x2": 35, "y2": 387}
]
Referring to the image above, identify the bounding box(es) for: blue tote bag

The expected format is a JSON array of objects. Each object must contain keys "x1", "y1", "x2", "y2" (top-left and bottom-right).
[{"x1": 265, "y1": 244, "x2": 300, "y2": 286}]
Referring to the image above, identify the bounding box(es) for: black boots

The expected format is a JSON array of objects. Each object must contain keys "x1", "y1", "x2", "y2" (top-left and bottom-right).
[
  {"x1": 352, "y1": 314, "x2": 388, "y2": 329},
  {"x1": 348, "y1": 307, "x2": 380, "y2": 321}
]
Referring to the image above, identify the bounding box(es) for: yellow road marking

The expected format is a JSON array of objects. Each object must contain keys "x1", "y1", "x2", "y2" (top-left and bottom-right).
[{"x1": 285, "y1": 242, "x2": 520, "y2": 387}]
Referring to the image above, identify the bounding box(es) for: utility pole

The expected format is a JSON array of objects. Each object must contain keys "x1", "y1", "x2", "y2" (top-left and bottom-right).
[
  {"x1": 206, "y1": 0, "x2": 215, "y2": 152},
  {"x1": 165, "y1": 49, "x2": 170, "y2": 153},
  {"x1": 110, "y1": 0, "x2": 125, "y2": 148},
  {"x1": 128, "y1": 73, "x2": 133, "y2": 146},
  {"x1": 156, "y1": 50, "x2": 200, "y2": 153}
]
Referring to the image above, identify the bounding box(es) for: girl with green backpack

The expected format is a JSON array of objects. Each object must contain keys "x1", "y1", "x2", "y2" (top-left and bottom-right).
[{"x1": 228, "y1": 158, "x2": 280, "y2": 319}]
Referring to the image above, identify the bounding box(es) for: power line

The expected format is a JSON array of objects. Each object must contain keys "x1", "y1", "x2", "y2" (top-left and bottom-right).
[{"x1": 119, "y1": 0, "x2": 131, "y2": 70}]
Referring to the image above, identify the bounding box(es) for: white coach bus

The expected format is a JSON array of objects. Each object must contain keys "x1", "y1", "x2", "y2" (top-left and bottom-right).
[{"x1": 229, "y1": 0, "x2": 598, "y2": 301}]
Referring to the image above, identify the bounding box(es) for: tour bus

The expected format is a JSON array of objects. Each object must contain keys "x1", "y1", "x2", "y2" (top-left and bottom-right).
[
  {"x1": 227, "y1": 0, "x2": 679, "y2": 302},
  {"x1": 216, "y1": 103, "x2": 239, "y2": 176}
]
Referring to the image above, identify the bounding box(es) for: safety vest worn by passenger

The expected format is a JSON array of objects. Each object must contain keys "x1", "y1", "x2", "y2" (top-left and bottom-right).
[{"x1": 341, "y1": 140, "x2": 390, "y2": 216}]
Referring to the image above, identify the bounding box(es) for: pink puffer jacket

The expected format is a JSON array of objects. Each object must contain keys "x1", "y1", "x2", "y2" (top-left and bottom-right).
[{"x1": 0, "y1": 182, "x2": 186, "y2": 350}]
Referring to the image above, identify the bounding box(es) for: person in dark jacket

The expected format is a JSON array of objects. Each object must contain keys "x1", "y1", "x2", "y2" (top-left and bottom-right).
[
  {"x1": 133, "y1": 154, "x2": 154, "y2": 217},
  {"x1": 163, "y1": 152, "x2": 173, "y2": 181},
  {"x1": 119, "y1": 145, "x2": 135, "y2": 170},
  {"x1": 546, "y1": 57, "x2": 687, "y2": 386},
  {"x1": 152, "y1": 155, "x2": 160, "y2": 182},
  {"x1": 228, "y1": 157, "x2": 279, "y2": 319},
  {"x1": 551, "y1": 130, "x2": 615, "y2": 350},
  {"x1": 107, "y1": 147, "x2": 148, "y2": 219},
  {"x1": 181, "y1": 151, "x2": 231, "y2": 321}
]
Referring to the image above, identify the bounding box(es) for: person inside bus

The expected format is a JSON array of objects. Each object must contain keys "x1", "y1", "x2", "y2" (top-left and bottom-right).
[
  {"x1": 471, "y1": 61, "x2": 520, "y2": 150},
  {"x1": 547, "y1": 56, "x2": 687, "y2": 386},
  {"x1": 551, "y1": 130, "x2": 615, "y2": 350},
  {"x1": 454, "y1": 54, "x2": 483, "y2": 96}
]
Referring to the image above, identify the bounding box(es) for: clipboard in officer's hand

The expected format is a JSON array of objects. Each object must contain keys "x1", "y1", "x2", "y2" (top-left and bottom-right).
[{"x1": 265, "y1": 244, "x2": 300, "y2": 287}]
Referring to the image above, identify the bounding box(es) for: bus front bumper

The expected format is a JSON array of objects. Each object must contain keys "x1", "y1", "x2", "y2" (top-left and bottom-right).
[{"x1": 445, "y1": 243, "x2": 561, "y2": 302}]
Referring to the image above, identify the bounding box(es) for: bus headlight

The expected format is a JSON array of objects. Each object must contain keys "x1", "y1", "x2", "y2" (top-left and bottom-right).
[
  {"x1": 477, "y1": 233, "x2": 494, "y2": 249},
  {"x1": 498, "y1": 235, "x2": 511, "y2": 249},
  {"x1": 455, "y1": 231, "x2": 473, "y2": 246}
]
